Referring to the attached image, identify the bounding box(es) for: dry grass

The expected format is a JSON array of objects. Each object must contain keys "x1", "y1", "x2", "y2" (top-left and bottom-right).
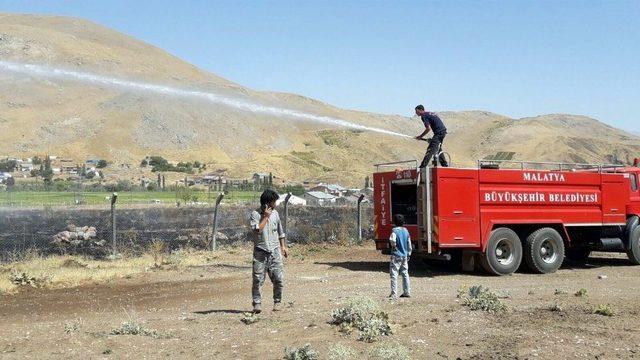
[{"x1": 0, "y1": 249, "x2": 219, "y2": 295}]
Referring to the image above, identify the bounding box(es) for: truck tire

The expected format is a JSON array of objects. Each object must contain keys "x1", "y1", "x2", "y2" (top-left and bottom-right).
[
  {"x1": 480, "y1": 228, "x2": 522, "y2": 276},
  {"x1": 524, "y1": 227, "x2": 565, "y2": 274},
  {"x1": 625, "y1": 216, "x2": 639, "y2": 248},
  {"x1": 627, "y1": 226, "x2": 640, "y2": 265}
]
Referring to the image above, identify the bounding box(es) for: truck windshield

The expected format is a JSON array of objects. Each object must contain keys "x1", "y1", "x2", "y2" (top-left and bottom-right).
[{"x1": 391, "y1": 183, "x2": 417, "y2": 225}]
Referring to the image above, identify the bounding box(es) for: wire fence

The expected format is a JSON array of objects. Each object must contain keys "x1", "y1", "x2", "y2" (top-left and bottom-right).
[
  {"x1": 0, "y1": 201, "x2": 373, "y2": 262},
  {"x1": 0, "y1": 189, "x2": 262, "y2": 208}
]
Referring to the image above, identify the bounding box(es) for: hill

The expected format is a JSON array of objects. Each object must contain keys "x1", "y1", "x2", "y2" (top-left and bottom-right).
[{"x1": 1, "y1": 13, "x2": 638, "y2": 186}]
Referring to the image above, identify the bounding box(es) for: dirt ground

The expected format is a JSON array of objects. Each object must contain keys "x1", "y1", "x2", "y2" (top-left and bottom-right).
[{"x1": 1, "y1": 244, "x2": 639, "y2": 360}]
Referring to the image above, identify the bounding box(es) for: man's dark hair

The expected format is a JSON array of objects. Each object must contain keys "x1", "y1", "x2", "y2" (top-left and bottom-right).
[
  {"x1": 415, "y1": 104, "x2": 425, "y2": 111},
  {"x1": 260, "y1": 189, "x2": 280, "y2": 207},
  {"x1": 393, "y1": 214, "x2": 405, "y2": 226}
]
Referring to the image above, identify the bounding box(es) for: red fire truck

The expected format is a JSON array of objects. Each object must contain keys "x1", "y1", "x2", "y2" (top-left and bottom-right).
[{"x1": 373, "y1": 159, "x2": 640, "y2": 275}]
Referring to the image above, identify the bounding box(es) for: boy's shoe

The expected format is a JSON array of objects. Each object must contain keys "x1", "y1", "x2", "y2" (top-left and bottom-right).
[
  {"x1": 400, "y1": 294, "x2": 411, "y2": 298},
  {"x1": 252, "y1": 303, "x2": 262, "y2": 314},
  {"x1": 273, "y1": 302, "x2": 282, "y2": 312},
  {"x1": 388, "y1": 293, "x2": 397, "y2": 300}
]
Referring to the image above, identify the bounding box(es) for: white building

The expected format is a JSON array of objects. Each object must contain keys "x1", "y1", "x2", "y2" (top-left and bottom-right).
[
  {"x1": 276, "y1": 194, "x2": 307, "y2": 206},
  {"x1": 304, "y1": 191, "x2": 336, "y2": 206},
  {"x1": 310, "y1": 183, "x2": 347, "y2": 197}
]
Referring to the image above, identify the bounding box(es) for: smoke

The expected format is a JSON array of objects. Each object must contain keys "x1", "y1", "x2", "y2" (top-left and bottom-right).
[{"x1": 0, "y1": 60, "x2": 410, "y2": 138}]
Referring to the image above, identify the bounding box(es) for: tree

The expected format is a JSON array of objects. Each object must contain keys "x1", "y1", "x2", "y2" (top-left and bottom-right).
[
  {"x1": 269, "y1": 172, "x2": 273, "y2": 186},
  {"x1": 0, "y1": 159, "x2": 17, "y2": 172},
  {"x1": 365, "y1": 175, "x2": 370, "y2": 189},
  {"x1": 41, "y1": 156, "x2": 53, "y2": 184},
  {"x1": 96, "y1": 159, "x2": 108, "y2": 168}
]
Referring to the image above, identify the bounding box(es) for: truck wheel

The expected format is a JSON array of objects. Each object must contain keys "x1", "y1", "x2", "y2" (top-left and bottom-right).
[
  {"x1": 524, "y1": 227, "x2": 565, "y2": 274},
  {"x1": 480, "y1": 228, "x2": 522, "y2": 276},
  {"x1": 627, "y1": 226, "x2": 640, "y2": 265},
  {"x1": 625, "y1": 216, "x2": 639, "y2": 247}
]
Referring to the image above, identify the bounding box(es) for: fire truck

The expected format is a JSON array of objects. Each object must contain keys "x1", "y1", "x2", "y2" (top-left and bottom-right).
[{"x1": 373, "y1": 159, "x2": 640, "y2": 275}]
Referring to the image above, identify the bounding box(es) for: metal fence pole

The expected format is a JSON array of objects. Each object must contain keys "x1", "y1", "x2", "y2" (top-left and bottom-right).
[
  {"x1": 211, "y1": 193, "x2": 224, "y2": 251},
  {"x1": 283, "y1": 193, "x2": 292, "y2": 234},
  {"x1": 357, "y1": 194, "x2": 366, "y2": 242},
  {"x1": 110, "y1": 192, "x2": 118, "y2": 256}
]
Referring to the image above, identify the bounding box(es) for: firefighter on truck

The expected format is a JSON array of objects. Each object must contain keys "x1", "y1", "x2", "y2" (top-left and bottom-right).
[{"x1": 414, "y1": 104, "x2": 448, "y2": 168}]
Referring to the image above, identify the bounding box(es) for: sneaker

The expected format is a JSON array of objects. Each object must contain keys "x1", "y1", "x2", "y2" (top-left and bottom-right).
[
  {"x1": 252, "y1": 303, "x2": 262, "y2": 314},
  {"x1": 388, "y1": 293, "x2": 397, "y2": 300},
  {"x1": 400, "y1": 294, "x2": 411, "y2": 298},
  {"x1": 273, "y1": 302, "x2": 282, "y2": 312}
]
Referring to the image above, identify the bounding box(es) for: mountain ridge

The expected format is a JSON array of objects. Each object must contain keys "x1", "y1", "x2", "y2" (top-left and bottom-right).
[{"x1": 1, "y1": 13, "x2": 638, "y2": 186}]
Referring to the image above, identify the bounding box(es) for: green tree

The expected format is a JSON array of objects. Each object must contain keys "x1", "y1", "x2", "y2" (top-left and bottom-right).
[
  {"x1": 41, "y1": 156, "x2": 53, "y2": 184},
  {"x1": 0, "y1": 159, "x2": 17, "y2": 172},
  {"x1": 96, "y1": 159, "x2": 108, "y2": 168}
]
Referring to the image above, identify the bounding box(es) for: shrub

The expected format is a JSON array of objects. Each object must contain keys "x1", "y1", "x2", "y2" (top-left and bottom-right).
[
  {"x1": 548, "y1": 303, "x2": 563, "y2": 312},
  {"x1": 241, "y1": 312, "x2": 259, "y2": 325},
  {"x1": 283, "y1": 344, "x2": 319, "y2": 360},
  {"x1": 368, "y1": 342, "x2": 410, "y2": 360},
  {"x1": 64, "y1": 320, "x2": 81, "y2": 334},
  {"x1": 575, "y1": 288, "x2": 588, "y2": 297},
  {"x1": 110, "y1": 319, "x2": 167, "y2": 338},
  {"x1": 327, "y1": 343, "x2": 356, "y2": 360},
  {"x1": 594, "y1": 304, "x2": 614, "y2": 316},
  {"x1": 457, "y1": 285, "x2": 506, "y2": 312},
  {"x1": 330, "y1": 296, "x2": 392, "y2": 342},
  {"x1": 9, "y1": 270, "x2": 50, "y2": 288}
]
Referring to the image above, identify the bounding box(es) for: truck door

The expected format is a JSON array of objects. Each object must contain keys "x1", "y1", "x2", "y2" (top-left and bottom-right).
[
  {"x1": 601, "y1": 173, "x2": 628, "y2": 225},
  {"x1": 627, "y1": 172, "x2": 640, "y2": 215}
]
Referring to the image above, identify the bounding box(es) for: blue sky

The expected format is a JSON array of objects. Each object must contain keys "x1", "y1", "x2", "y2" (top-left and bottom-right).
[{"x1": 1, "y1": 0, "x2": 638, "y2": 131}]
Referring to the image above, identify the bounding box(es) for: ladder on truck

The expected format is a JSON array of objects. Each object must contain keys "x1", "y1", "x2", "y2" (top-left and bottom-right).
[{"x1": 416, "y1": 166, "x2": 434, "y2": 254}]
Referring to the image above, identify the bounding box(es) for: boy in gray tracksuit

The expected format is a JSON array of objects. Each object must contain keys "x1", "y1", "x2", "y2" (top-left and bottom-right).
[
  {"x1": 249, "y1": 189, "x2": 289, "y2": 313},
  {"x1": 389, "y1": 214, "x2": 412, "y2": 299}
]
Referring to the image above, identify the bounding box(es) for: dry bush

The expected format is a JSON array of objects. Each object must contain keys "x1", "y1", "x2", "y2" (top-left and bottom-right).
[
  {"x1": 594, "y1": 304, "x2": 614, "y2": 316},
  {"x1": 148, "y1": 239, "x2": 167, "y2": 267},
  {"x1": 327, "y1": 343, "x2": 356, "y2": 360},
  {"x1": 457, "y1": 285, "x2": 506, "y2": 312},
  {"x1": 110, "y1": 311, "x2": 169, "y2": 338},
  {"x1": 283, "y1": 344, "x2": 319, "y2": 360},
  {"x1": 368, "y1": 342, "x2": 410, "y2": 360},
  {"x1": 330, "y1": 296, "x2": 392, "y2": 342}
]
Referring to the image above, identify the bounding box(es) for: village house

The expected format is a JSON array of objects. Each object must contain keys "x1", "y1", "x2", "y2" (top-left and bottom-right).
[
  {"x1": 276, "y1": 194, "x2": 307, "y2": 206},
  {"x1": 304, "y1": 191, "x2": 336, "y2": 206},
  {"x1": 309, "y1": 183, "x2": 346, "y2": 197}
]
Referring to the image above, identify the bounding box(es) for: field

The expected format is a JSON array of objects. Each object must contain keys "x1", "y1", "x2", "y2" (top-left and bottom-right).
[
  {"x1": 0, "y1": 190, "x2": 261, "y2": 207},
  {"x1": 1, "y1": 244, "x2": 639, "y2": 359}
]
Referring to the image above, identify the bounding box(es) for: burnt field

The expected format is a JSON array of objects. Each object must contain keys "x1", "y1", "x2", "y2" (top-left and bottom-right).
[{"x1": 0, "y1": 244, "x2": 639, "y2": 359}]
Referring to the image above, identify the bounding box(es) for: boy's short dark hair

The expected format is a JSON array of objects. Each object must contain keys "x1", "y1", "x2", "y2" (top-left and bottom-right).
[
  {"x1": 393, "y1": 214, "x2": 405, "y2": 226},
  {"x1": 415, "y1": 104, "x2": 425, "y2": 111},
  {"x1": 260, "y1": 189, "x2": 280, "y2": 207}
]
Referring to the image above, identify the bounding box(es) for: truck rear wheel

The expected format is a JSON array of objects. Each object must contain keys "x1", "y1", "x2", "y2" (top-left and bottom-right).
[
  {"x1": 627, "y1": 226, "x2": 640, "y2": 265},
  {"x1": 524, "y1": 227, "x2": 565, "y2": 274},
  {"x1": 480, "y1": 228, "x2": 522, "y2": 276}
]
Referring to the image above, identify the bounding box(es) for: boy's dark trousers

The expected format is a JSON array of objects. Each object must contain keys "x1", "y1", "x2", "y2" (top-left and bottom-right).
[{"x1": 419, "y1": 133, "x2": 448, "y2": 168}]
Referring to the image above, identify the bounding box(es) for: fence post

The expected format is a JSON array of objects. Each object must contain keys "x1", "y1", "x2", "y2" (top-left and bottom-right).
[
  {"x1": 357, "y1": 194, "x2": 366, "y2": 243},
  {"x1": 110, "y1": 192, "x2": 118, "y2": 256},
  {"x1": 211, "y1": 193, "x2": 224, "y2": 251},
  {"x1": 283, "y1": 193, "x2": 292, "y2": 236}
]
